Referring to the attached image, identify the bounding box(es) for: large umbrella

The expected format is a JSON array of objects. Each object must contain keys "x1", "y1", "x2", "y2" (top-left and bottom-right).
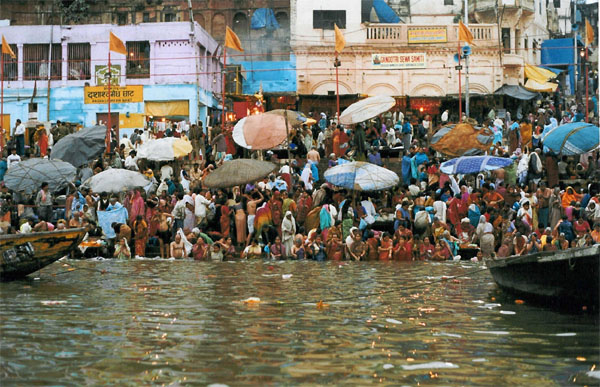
[
  {"x1": 203, "y1": 159, "x2": 278, "y2": 188},
  {"x1": 137, "y1": 137, "x2": 193, "y2": 161},
  {"x1": 440, "y1": 156, "x2": 513, "y2": 175},
  {"x1": 339, "y1": 96, "x2": 396, "y2": 125},
  {"x1": 430, "y1": 123, "x2": 495, "y2": 157},
  {"x1": 542, "y1": 122, "x2": 600, "y2": 156},
  {"x1": 4, "y1": 158, "x2": 76, "y2": 195},
  {"x1": 83, "y1": 169, "x2": 150, "y2": 193},
  {"x1": 324, "y1": 161, "x2": 399, "y2": 191},
  {"x1": 50, "y1": 125, "x2": 106, "y2": 167},
  {"x1": 232, "y1": 114, "x2": 288, "y2": 150},
  {"x1": 265, "y1": 109, "x2": 309, "y2": 127}
]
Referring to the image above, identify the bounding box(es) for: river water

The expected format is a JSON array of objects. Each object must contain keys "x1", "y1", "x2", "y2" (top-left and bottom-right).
[{"x1": 1, "y1": 259, "x2": 598, "y2": 385}]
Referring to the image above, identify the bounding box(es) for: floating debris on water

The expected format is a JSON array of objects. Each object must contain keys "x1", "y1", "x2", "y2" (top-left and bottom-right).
[
  {"x1": 433, "y1": 332, "x2": 462, "y2": 338},
  {"x1": 385, "y1": 318, "x2": 403, "y2": 325},
  {"x1": 401, "y1": 361, "x2": 459, "y2": 370},
  {"x1": 383, "y1": 364, "x2": 394, "y2": 370},
  {"x1": 499, "y1": 310, "x2": 516, "y2": 315},
  {"x1": 41, "y1": 301, "x2": 67, "y2": 306},
  {"x1": 473, "y1": 330, "x2": 510, "y2": 335},
  {"x1": 555, "y1": 333, "x2": 577, "y2": 337}
]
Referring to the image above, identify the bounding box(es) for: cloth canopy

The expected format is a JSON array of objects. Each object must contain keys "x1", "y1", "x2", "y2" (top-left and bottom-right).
[
  {"x1": 524, "y1": 64, "x2": 558, "y2": 84},
  {"x1": 145, "y1": 101, "x2": 189, "y2": 117},
  {"x1": 50, "y1": 125, "x2": 106, "y2": 167},
  {"x1": 373, "y1": 0, "x2": 400, "y2": 23},
  {"x1": 440, "y1": 156, "x2": 514, "y2": 175},
  {"x1": 4, "y1": 158, "x2": 76, "y2": 195},
  {"x1": 524, "y1": 79, "x2": 558, "y2": 93},
  {"x1": 339, "y1": 96, "x2": 396, "y2": 125},
  {"x1": 137, "y1": 138, "x2": 193, "y2": 161},
  {"x1": 542, "y1": 123, "x2": 600, "y2": 156},
  {"x1": 430, "y1": 123, "x2": 494, "y2": 157},
  {"x1": 494, "y1": 84, "x2": 540, "y2": 100},
  {"x1": 203, "y1": 159, "x2": 278, "y2": 188},
  {"x1": 83, "y1": 169, "x2": 150, "y2": 193},
  {"x1": 324, "y1": 161, "x2": 399, "y2": 191},
  {"x1": 251, "y1": 8, "x2": 279, "y2": 30}
]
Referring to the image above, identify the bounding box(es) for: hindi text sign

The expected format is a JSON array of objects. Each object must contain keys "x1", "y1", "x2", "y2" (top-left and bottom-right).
[{"x1": 84, "y1": 85, "x2": 143, "y2": 104}]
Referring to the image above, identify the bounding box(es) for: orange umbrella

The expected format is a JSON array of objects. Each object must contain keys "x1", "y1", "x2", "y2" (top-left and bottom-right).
[{"x1": 232, "y1": 114, "x2": 288, "y2": 150}]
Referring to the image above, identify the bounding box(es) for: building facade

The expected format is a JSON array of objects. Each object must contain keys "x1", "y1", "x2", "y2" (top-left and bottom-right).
[{"x1": 0, "y1": 22, "x2": 222, "y2": 131}]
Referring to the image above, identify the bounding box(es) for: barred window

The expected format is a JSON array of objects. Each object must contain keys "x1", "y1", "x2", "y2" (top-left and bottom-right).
[
  {"x1": 67, "y1": 43, "x2": 91, "y2": 80},
  {"x1": 126, "y1": 41, "x2": 150, "y2": 79},
  {"x1": 23, "y1": 43, "x2": 62, "y2": 80},
  {"x1": 1, "y1": 44, "x2": 18, "y2": 81}
]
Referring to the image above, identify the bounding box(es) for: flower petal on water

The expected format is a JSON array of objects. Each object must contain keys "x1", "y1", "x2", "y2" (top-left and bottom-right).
[{"x1": 242, "y1": 297, "x2": 261, "y2": 304}]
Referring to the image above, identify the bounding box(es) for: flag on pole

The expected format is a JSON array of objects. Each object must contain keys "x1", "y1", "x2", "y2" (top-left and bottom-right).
[
  {"x1": 334, "y1": 24, "x2": 346, "y2": 54},
  {"x1": 109, "y1": 32, "x2": 127, "y2": 55},
  {"x1": 225, "y1": 26, "x2": 244, "y2": 52},
  {"x1": 585, "y1": 19, "x2": 594, "y2": 47},
  {"x1": 2, "y1": 35, "x2": 16, "y2": 59},
  {"x1": 458, "y1": 21, "x2": 474, "y2": 46}
]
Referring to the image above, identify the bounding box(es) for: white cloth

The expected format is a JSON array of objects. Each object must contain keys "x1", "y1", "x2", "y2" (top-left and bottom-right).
[
  {"x1": 301, "y1": 165, "x2": 313, "y2": 191},
  {"x1": 14, "y1": 123, "x2": 25, "y2": 136},
  {"x1": 160, "y1": 165, "x2": 174, "y2": 181},
  {"x1": 433, "y1": 200, "x2": 447, "y2": 224},
  {"x1": 7, "y1": 154, "x2": 21, "y2": 169},
  {"x1": 441, "y1": 110, "x2": 449, "y2": 122},
  {"x1": 194, "y1": 194, "x2": 211, "y2": 219},
  {"x1": 124, "y1": 155, "x2": 139, "y2": 170}
]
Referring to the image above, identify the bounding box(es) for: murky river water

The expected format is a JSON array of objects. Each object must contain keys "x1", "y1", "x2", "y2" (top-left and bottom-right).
[{"x1": 1, "y1": 259, "x2": 598, "y2": 385}]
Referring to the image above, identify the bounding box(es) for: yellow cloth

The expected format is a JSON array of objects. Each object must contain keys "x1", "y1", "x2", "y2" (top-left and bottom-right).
[
  {"x1": 524, "y1": 64, "x2": 557, "y2": 84},
  {"x1": 586, "y1": 19, "x2": 594, "y2": 47},
  {"x1": 109, "y1": 32, "x2": 127, "y2": 55},
  {"x1": 524, "y1": 79, "x2": 558, "y2": 93},
  {"x1": 335, "y1": 24, "x2": 346, "y2": 53},
  {"x1": 225, "y1": 26, "x2": 244, "y2": 52},
  {"x1": 172, "y1": 139, "x2": 193, "y2": 158},
  {"x1": 458, "y1": 21, "x2": 474, "y2": 45},
  {"x1": 2, "y1": 35, "x2": 16, "y2": 59},
  {"x1": 145, "y1": 100, "x2": 189, "y2": 117}
]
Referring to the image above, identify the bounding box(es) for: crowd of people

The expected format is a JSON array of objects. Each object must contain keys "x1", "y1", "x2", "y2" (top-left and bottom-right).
[{"x1": 0, "y1": 100, "x2": 598, "y2": 262}]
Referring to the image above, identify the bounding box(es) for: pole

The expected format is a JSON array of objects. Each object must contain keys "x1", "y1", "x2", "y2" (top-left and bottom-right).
[
  {"x1": 585, "y1": 48, "x2": 589, "y2": 122},
  {"x1": 284, "y1": 107, "x2": 291, "y2": 162},
  {"x1": 107, "y1": 50, "x2": 111, "y2": 153},
  {"x1": 464, "y1": 0, "x2": 470, "y2": 118},
  {"x1": 573, "y1": 0, "x2": 578, "y2": 96},
  {"x1": 46, "y1": 7, "x2": 54, "y2": 121},
  {"x1": 335, "y1": 53, "x2": 340, "y2": 122},
  {"x1": 458, "y1": 39, "x2": 462, "y2": 121},
  {"x1": 1, "y1": 52, "x2": 4, "y2": 150},
  {"x1": 221, "y1": 47, "x2": 226, "y2": 129}
]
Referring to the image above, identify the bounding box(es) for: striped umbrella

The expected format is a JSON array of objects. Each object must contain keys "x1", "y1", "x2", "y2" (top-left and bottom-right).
[
  {"x1": 440, "y1": 156, "x2": 513, "y2": 175},
  {"x1": 542, "y1": 123, "x2": 600, "y2": 156},
  {"x1": 324, "y1": 161, "x2": 399, "y2": 191}
]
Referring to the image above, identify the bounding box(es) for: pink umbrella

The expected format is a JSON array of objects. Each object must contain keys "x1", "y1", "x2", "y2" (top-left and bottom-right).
[{"x1": 232, "y1": 114, "x2": 288, "y2": 150}]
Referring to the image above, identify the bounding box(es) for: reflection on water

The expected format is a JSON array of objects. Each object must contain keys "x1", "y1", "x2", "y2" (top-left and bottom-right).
[{"x1": 1, "y1": 259, "x2": 598, "y2": 385}]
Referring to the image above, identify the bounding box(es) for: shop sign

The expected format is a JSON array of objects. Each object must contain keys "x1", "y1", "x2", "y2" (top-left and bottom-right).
[
  {"x1": 84, "y1": 85, "x2": 143, "y2": 104},
  {"x1": 95, "y1": 65, "x2": 121, "y2": 86},
  {"x1": 408, "y1": 27, "x2": 447, "y2": 44},
  {"x1": 371, "y1": 53, "x2": 426, "y2": 69}
]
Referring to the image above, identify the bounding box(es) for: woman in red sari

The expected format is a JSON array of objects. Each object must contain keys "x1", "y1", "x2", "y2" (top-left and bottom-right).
[
  {"x1": 332, "y1": 127, "x2": 343, "y2": 158},
  {"x1": 325, "y1": 225, "x2": 344, "y2": 260},
  {"x1": 132, "y1": 215, "x2": 148, "y2": 257},
  {"x1": 37, "y1": 128, "x2": 48, "y2": 157},
  {"x1": 393, "y1": 235, "x2": 413, "y2": 261},
  {"x1": 220, "y1": 204, "x2": 231, "y2": 238},
  {"x1": 225, "y1": 128, "x2": 236, "y2": 156}
]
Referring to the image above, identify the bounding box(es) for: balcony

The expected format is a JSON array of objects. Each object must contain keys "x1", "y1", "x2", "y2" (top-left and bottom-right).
[
  {"x1": 470, "y1": 0, "x2": 534, "y2": 15},
  {"x1": 364, "y1": 23, "x2": 498, "y2": 48}
]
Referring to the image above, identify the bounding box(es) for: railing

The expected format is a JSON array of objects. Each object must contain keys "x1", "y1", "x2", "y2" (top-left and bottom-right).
[
  {"x1": 470, "y1": 0, "x2": 534, "y2": 13},
  {"x1": 365, "y1": 23, "x2": 498, "y2": 47}
]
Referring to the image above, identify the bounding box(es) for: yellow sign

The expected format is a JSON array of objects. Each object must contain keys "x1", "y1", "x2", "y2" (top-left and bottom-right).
[
  {"x1": 408, "y1": 27, "x2": 447, "y2": 44},
  {"x1": 84, "y1": 85, "x2": 143, "y2": 104},
  {"x1": 371, "y1": 53, "x2": 426, "y2": 69}
]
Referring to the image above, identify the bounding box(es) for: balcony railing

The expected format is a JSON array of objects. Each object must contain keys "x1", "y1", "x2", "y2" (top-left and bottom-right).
[{"x1": 470, "y1": 0, "x2": 534, "y2": 14}]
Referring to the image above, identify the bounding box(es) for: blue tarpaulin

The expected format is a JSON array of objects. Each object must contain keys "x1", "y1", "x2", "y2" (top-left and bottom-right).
[
  {"x1": 541, "y1": 38, "x2": 584, "y2": 95},
  {"x1": 373, "y1": 0, "x2": 400, "y2": 23},
  {"x1": 97, "y1": 207, "x2": 129, "y2": 239},
  {"x1": 251, "y1": 8, "x2": 279, "y2": 30}
]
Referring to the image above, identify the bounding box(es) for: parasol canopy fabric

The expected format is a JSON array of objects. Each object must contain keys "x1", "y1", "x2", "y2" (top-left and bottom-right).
[
  {"x1": 541, "y1": 122, "x2": 600, "y2": 156},
  {"x1": 50, "y1": 125, "x2": 107, "y2": 167},
  {"x1": 232, "y1": 114, "x2": 288, "y2": 150},
  {"x1": 203, "y1": 159, "x2": 278, "y2": 188},
  {"x1": 137, "y1": 137, "x2": 193, "y2": 161},
  {"x1": 265, "y1": 110, "x2": 308, "y2": 127},
  {"x1": 440, "y1": 156, "x2": 514, "y2": 175},
  {"x1": 430, "y1": 123, "x2": 495, "y2": 157},
  {"x1": 339, "y1": 96, "x2": 396, "y2": 125},
  {"x1": 4, "y1": 158, "x2": 76, "y2": 195},
  {"x1": 324, "y1": 161, "x2": 399, "y2": 191},
  {"x1": 83, "y1": 169, "x2": 150, "y2": 193}
]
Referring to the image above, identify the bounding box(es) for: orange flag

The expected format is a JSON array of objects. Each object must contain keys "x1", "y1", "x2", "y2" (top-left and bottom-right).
[
  {"x1": 2, "y1": 35, "x2": 16, "y2": 59},
  {"x1": 334, "y1": 24, "x2": 346, "y2": 54},
  {"x1": 225, "y1": 26, "x2": 244, "y2": 52},
  {"x1": 458, "y1": 20, "x2": 474, "y2": 46},
  {"x1": 585, "y1": 19, "x2": 594, "y2": 47},
  {"x1": 109, "y1": 32, "x2": 127, "y2": 55}
]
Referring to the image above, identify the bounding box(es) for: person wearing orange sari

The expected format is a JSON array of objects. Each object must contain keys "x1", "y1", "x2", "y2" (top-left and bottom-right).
[
  {"x1": 332, "y1": 127, "x2": 343, "y2": 158},
  {"x1": 37, "y1": 128, "x2": 48, "y2": 157},
  {"x1": 561, "y1": 186, "x2": 582, "y2": 209},
  {"x1": 393, "y1": 235, "x2": 413, "y2": 261},
  {"x1": 378, "y1": 232, "x2": 393, "y2": 260},
  {"x1": 133, "y1": 215, "x2": 148, "y2": 257},
  {"x1": 220, "y1": 204, "x2": 231, "y2": 238}
]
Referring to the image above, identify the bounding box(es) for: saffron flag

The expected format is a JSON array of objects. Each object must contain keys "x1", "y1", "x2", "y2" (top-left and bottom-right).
[
  {"x1": 109, "y1": 32, "x2": 127, "y2": 55},
  {"x1": 334, "y1": 24, "x2": 346, "y2": 54},
  {"x1": 458, "y1": 21, "x2": 474, "y2": 46},
  {"x1": 2, "y1": 35, "x2": 16, "y2": 59},
  {"x1": 225, "y1": 26, "x2": 244, "y2": 52},
  {"x1": 585, "y1": 19, "x2": 594, "y2": 47}
]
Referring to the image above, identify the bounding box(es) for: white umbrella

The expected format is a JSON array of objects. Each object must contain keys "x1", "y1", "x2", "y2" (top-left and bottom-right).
[
  {"x1": 324, "y1": 161, "x2": 399, "y2": 191},
  {"x1": 137, "y1": 138, "x2": 193, "y2": 161},
  {"x1": 83, "y1": 169, "x2": 150, "y2": 193},
  {"x1": 339, "y1": 96, "x2": 396, "y2": 125}
]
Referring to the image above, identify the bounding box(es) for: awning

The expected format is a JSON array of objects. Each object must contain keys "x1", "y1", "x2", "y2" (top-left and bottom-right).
[
  {"x1": 524, "y1": 64, "x2": 558, "y2": 84},
  {"x1": 494, "y1": 84, "x2": 540, "y2": 100},
  {"x1": 145, "y1": 100, "x2": 189, "y2": 117},
  {"x1": 524, "y1": 79, "x2": 558, "y2": 93}
]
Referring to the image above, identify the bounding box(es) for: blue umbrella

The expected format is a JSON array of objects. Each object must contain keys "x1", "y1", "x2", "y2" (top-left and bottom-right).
[
  {"x1": 440, "y1": 156, "x2": 513, "y2": 175},
  {"x1": 324, "y1": 161, "x2": 399, "y2": 191},
  {"x1": 542, "y1": 123, "x2": 600, "y2": 156}
]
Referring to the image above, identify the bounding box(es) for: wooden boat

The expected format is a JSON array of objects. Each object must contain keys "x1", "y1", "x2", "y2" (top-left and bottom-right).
[
  {"x1": 485, "y1": 244, "x2": 600, "y2": 307},
  {"x1": 0, "y1": 228, "x2": 86, "y2": 281}
]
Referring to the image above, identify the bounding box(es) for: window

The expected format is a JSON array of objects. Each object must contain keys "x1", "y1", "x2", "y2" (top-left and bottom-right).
[
  {"x1": 502, "y1": 28, "x2": 511, "y2": 53},
  {"x1": 444, "y1": 0, "x2": 454, "y2": 5},
  {"x1": 1, "y1": 44, "x2": 18, "y2": 81},
  {"x1": 313, "y1": 10, "x2": 346, "y2": 30},
  {"x1": 67, "y1": 43, "x2": 90, "y2": 80},
  {"x1": 126, "y1": 41, "x2": 150, "y2": 79},
  {"x1": 23, "y1": 44, "x2": 62, "y2": 80},
  {"x1": 164, "y1": 12, "x2": 176, "y2": 22},
  {"x1": 143, "y1": 12, "x2": 150, "y2": 22},
  {"x1": 117, "y1": 12, "x2": 127, "y2": 25}
]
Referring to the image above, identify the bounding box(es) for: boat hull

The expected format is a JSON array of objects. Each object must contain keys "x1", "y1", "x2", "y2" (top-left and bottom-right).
[
  {"x1": 485, "y1": 245, "x2": 600, "y2": 307},
  {"x1": 0, "y1": 228, "x2": 86, "y2": 281}
]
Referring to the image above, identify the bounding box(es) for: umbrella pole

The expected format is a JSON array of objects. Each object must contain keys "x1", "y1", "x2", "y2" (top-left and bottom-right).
[
  {"x1": 1, "y1": 52, "x2": 4, "y2": 150},
  {"x1": 457, "y1": 39, "x2": 462, "y2": 121},
  {"x1": 585, "y1": 48, "x2": 589, "y2": 123},
  {"x1": 335, "y1": 53, "x2": 340, "y2": 121},
  {"x1": 107, "y1": 50, "x2": 111, "y2": 154},
  {"x1": 221, "y1": 47, "x2": 226, "y2": 129},
  {"x1": 284, "y1": 108, "x2": 291, "y2": 163}
]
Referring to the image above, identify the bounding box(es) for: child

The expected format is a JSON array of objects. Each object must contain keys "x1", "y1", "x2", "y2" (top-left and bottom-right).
[
  {"x1": 290, "y1": 238, "x2": 305, "y2": 260},
  {"x1": 378, "y1": 232, "x2": 393, "y2": 260},
  {"x1": 309, "y1": 235, "x2": 326, "y2": 261}
]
